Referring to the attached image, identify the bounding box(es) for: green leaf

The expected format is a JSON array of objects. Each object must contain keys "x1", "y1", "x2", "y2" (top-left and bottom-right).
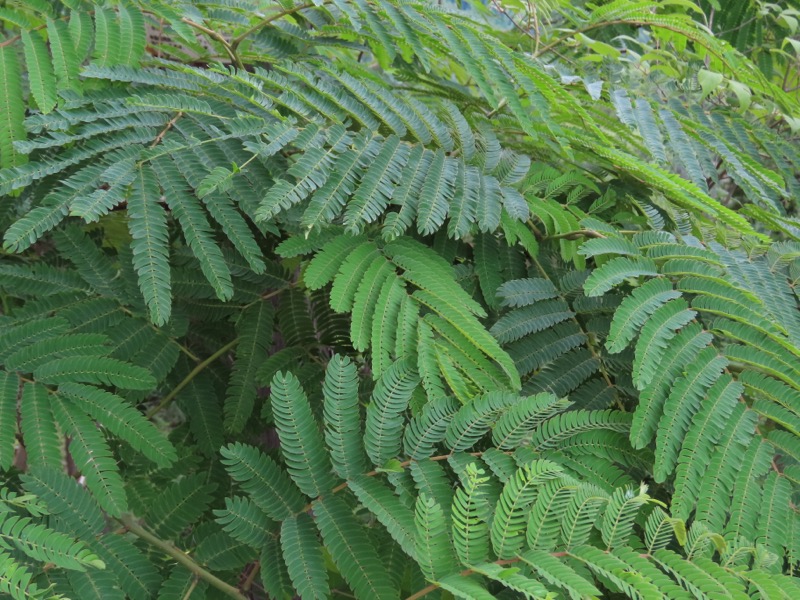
[
  {"x1": 49, "y1": 395, "x2": 128, "y2": 516},
  {"x1": 154, "y1": 158, "x2": 233, "y2": 302},
  {"x1": 47, "y1": 18, "x2": 80, "y2": 94},
  {"x1": 632, "y1": 298, "x2": 697, "y2": 390},
  {"x1": 606, "y1": 277, "x2": 682, "y2": 353},
  {"x1": 281, "y1": 513, "x2": 330, "y2": 599},
  {"x1": 214, "y1": 496, "x2": 275, "y2": 549},
  {"x1": 21, "y1": 30, "x2": 57, "y2": 114},
  {"x1": 698, "y1": 69, "x2": 724, "y2": 99},
  {"x1": 197, "y1": 166, "x2": 234, "y2": 199},
  {"x1": 452, "y1": 462, "x2": 492, "y2": 565},
  {"x1": 414, "y1": 494, "x2": 458, "y2": 580},
  {"x1": 225, "y1": 302, "x2": 273, "y2": 433},
  {"x1": 323, "y1": 355, "x2": 366, "y2": 479},
  {"x1": 220, "y1": 442, "x2": 306, "y2": 520},
  {"x1": 145, "y1": 474, "x2": 216, "y2": 539},
  {"x1": 584, "y1": 257, "x2": 660, "y2": 297},
  {"x1": 600, "y1": 485, "x2": 651, "y2": 550},
  {"x1": 92, "y1": 7, "x2": 120, "y2": 67},
  {"x1": 19, "y1": 383, "x2": 62, "y2": 470},
  {"x1": 34, "y1": 356, "x2": 156, "y2": 390},
  {"x1": 313, "y1": 495, "x2": 399, "y2": 599},
  {"x1": 58, "y1": 382, "x2": 176, "y2": 467},
  {"x1": 490, "y1": 460, "x2": 563, "y2": 558},
  {"x1": 349, "y1": 475, "x2": 417, "y2": 558},
  {"x1": 0, "y1": 512, "x2": 104, "y2": 571},
  {"x1": 0, "y1": 46, "x2": 26, "y2": 168},
  {"x1": 128, "y1": 167, "x2": 171, "y2": 325},
  {"x1": 117, "y1": 3, "x2": 146, "y2": 66},
  {"x1": 364, "y1": 359, "x2": 420, "y2": 467},
  {"x1": 0, "y1": 372, "x2": 18, "y2": 471},
  {"x1": 270, "y1": 372, "x2": 337, "y2": 497}
]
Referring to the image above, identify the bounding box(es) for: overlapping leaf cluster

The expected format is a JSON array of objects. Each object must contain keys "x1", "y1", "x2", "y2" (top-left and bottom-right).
[{"x1": 0, "y1": 0, "x2": 799, "y2": 599}]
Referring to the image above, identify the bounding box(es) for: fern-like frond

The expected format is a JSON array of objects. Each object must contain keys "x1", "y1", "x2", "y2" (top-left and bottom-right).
[
  {"x1": 49, "y1": 395, "x2": 127, "y2": 516},
  {"x1": 583, "y1": 257, "x2": 660, "y2": 297},
  {"x1": 492, "y1": 393, "x2": 568, "y2": 449},
  {"x1": 451, "y1": 463, "x2": 491, "y2": 565},
  {"x1": 403, "y1": 396, "x2": 459, "y2": 460},
  {"x1": 364, "y1": 359, "x2": 420, "y2": 467},
  {"x1": 144, "y1": 474, "x2": 216, "y2": 539},
  {"x1": 632, "y1": 298, "x2": 697, "y2": 390},
  {"x1": 414, "y1": 494, "x2": 458, "y2": 580},
  {"x1": 490, "y1": 460, "x2": 563, "y2": 558},
  {"x1": 606, "y1": 277, "x2": 681, "y2": 354},
  {"x1": 220, "y1": 443, "x2": 305, "y2": 520},
  {"x1": 313, "y1": 495, "x2": 398, "y2": 599},
  {"x1": 224, "y1": 301, "x2": 273, "y2": 432},
  {"x1": 46, "y1": 18, "x2": 80, "y2": 94},
  {"x1": 281, "y1": 513, "x2": 329, "y2": 599},
  {"x1": 33, "y1": 356, "x2": 155, "y2": 390},
  {"x1": 213, "y1": 496, "x2": 275, "y2": 549},
  {"x1": 349, "y1": 475, "x2": 417, "y2": 558},
  {"x1": 128, "y1": 167, "x2": 172, "y2": 325},
  {"x1": 270, "y1": 372, "x2": 337, "y2": 497},
  {"x1": 57, "y1": 382, "x2": 176, "y2": 468},
  {"x1": 0, "y1": 512, "x2": 104, "y2": 572},
  {"x1": 20, "y1": 30, "x2": 57, "y2": 115}
]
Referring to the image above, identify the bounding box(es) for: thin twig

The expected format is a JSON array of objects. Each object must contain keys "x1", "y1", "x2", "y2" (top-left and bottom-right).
[
  {"x1": 486, "y1": 98, "x2": 508, "y2": 118},
  {"x1": 544, "y1": 228, "x2": 607, "y2": 240},
  {"x1": 304, "y1": 452, "x2": 487, "y2": 513},
  {"x1": 717, "y1": 15, "x2": 758, "y2": 36},
  {"x1": 241, "y1": 561, "x2": 261, "y2": 592},
  {"x1": 530, "y1": 0, "x2": 540, "y2": 55},
  {"x1": 489, "y1": 0, "x2": 537, "y2": 44},
  {"x1": 535, "y1": 18, "x2": 737, "y2": 74},
  {"x1": 181, "y1": 577, "x2": 200, "y2": 600},
  {"x1": 182, "y1": 18, "x2": 243, "y2": 69},
  {"x1": 405, "y1": 583, "x2": 439, "y2": 600},
  {"x1": 119, "y1": 514, "x2": 248, "y2": 600},
  {"x1": 149, "y1": 112, "x2": 184, "y2": 149},
  {"x1": 230, "y1": 2, "x2": 320, "y2": 51},
  {"x1": 146, "y1": 338, "x2": 239, "y2": 419}
]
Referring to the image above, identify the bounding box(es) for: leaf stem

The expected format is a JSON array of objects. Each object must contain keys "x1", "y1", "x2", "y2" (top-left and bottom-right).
[
  {"x1": 306, "y1": 452, "x2": 488, "y2": 512},
  {"x1": 146, "y1": 338, "x2": 238, "y2": 419},
  {"x1": 405, "y1": 583, "x2": 439, "y2": 600},
  {"x1": 149, "y1": 112, "x2": 184, "y2": 149},
  {"x1": 230, "y1": 2, "x2": 320, "y2": 51},
  {"x1": 181, "y1": 577, "x2": 200, "y2": 600},
  {"x1": 241, "y1": 561, "x2": 261, "y2": 592},
  {"x1": 181, "y1": 18, "x2": 243, "y2": 69},
  {"x1": 119, "y1": 514, "x2": 247, "y2": 600}
]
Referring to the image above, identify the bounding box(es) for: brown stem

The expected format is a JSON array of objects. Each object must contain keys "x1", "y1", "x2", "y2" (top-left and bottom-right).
[
  {"x1": 149, "y1": 112, "x2": 184, "y2": 149},
  {"x1": 406, "y1": 583, "x2": 439, "y2": 600}
]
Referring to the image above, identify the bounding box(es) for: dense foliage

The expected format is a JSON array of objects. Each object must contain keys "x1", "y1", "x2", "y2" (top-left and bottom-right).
[{"x1": 1, "y1": 0, "x2": 800, "y2": 598}]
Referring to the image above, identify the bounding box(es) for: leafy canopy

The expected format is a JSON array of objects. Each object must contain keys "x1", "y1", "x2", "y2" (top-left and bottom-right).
[{"x1": 1, "y1": 0, "x2": 800, "y2": 599}]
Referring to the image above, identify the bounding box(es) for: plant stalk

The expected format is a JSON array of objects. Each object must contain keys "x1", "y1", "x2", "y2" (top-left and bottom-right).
[
  {"x1": 146, "y1": 338, "x2": 239, "y2": 419},
  {"x1": 119, "y1": 514, "x2": 247, "y2": 600}
]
